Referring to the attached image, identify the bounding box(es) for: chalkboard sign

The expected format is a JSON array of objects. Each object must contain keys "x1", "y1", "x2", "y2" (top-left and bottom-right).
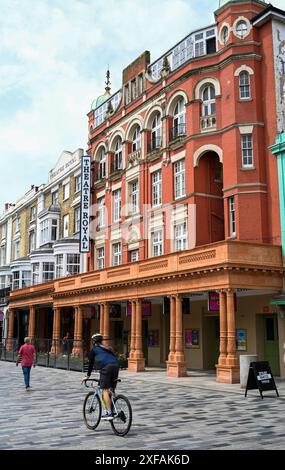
[{"x1": 245, "y1": 361, "x2": 279, "y2": 399}]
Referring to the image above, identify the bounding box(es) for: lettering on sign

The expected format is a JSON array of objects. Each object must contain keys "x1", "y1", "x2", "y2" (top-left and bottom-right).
[{"x1": 80, "y1": 156, "x2": 91, "y2": 253}]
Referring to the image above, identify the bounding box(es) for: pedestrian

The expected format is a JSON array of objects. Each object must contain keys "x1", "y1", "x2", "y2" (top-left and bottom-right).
[
  {"x1": 83, "y1": 333, "x2": 120, "y2": 420},
  {"x1": 62, "y1": 332, "x2": 70, "y2": 355},
  {"x1": 16, "y1": 337, "x2": 36, "y2": 391}
]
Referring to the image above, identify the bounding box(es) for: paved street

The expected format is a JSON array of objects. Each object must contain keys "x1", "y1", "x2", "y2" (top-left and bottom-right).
[{"x1": 0, "y1": 361, "x2": 285, "y2": 450}]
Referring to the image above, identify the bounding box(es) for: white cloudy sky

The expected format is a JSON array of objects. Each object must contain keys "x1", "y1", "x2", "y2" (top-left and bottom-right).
[{"x1": 0, "y1": 0, "x2": 282, "y2": 210}]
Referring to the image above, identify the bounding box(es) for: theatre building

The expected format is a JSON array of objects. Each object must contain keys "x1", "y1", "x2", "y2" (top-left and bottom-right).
[{"x1": 6, "y1": 0, "x2": 285, "y2": 382}]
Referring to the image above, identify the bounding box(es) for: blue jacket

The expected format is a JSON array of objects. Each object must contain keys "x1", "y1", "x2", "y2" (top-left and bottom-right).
[{"x1": 87, "y1": 344, "x2": 119, "y2": 375}]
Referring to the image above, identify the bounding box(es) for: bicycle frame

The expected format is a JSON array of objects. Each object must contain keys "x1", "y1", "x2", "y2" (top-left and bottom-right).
[{"x1": 88, "y1": 384, "x2": 118, "y2": 416}]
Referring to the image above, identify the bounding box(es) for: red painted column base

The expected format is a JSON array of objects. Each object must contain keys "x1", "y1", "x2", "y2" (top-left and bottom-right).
[
  {"x1": 216, "y1": 364, "x2": 240, "y2": 384},
  {"x1": 128, "y1": 358, "x2": 145, "y2": 372},
  {"x1": 167, "y1": 361, "x2": 188, "y2": 377}
]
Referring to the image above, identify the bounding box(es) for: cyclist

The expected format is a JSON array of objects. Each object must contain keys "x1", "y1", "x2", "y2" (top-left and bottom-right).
[{"x1": 84, "y1": 333, "x2": 119, "y2": 420}]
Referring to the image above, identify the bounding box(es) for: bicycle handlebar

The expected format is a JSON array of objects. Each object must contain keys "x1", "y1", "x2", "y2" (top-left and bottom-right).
[{"x1": 81, "y1": 377, "x2": 122, "y2": 387}]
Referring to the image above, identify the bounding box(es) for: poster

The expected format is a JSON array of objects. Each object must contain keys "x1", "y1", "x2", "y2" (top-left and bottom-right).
[
  {"x1": 208, "y1": 292, "x2": 219, "y2": 312},
  {"x1": 208, "y1": 291, "x2": 237, "y2": 312},
  {"x1": 109, "y1": 304, "x2": 121, "y2": 318},
  {"x1": 148, "y1": 330, "x2": 159, "y2": 347},
  {"x1": 236, "y1": 328, "x2": 247, "y2": 351},
  {"x1": 127, "y1": 301, "x2": 152, "y2": 317},
  {"x1": 185, "y1": 329, "x2": 200, "y2": 349}
]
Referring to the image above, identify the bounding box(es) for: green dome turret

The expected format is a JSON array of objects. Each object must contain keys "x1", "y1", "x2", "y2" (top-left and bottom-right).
[{"x1": 91, "y1": 69, "x2": 111, "y2": 111}]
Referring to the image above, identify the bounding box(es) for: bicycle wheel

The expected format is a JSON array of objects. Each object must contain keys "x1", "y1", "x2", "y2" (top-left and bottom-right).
[
  {"x1": 83, "y1": 391, "x2": 102, "y2": 430},
  {"x1": 110, "y1": 394, "x2": 132, "y2": 436}
]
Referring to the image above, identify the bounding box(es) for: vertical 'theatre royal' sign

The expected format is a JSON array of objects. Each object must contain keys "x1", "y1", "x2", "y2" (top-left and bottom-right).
[{"x1": 80, "y1": 155, "x2": 91, "y2": 253}]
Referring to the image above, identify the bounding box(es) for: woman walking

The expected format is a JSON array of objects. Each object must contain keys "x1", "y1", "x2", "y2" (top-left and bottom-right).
[{"x1": 16, "y1": 337, "x2": 36, "y2": 390}]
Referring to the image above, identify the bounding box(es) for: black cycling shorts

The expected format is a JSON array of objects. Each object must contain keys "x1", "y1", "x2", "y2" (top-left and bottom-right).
[{"x1": 99, "y1": 364, "x2": 120, "y2": 389}]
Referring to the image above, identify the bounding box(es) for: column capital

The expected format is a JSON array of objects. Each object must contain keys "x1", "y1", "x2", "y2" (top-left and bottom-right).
[
  {"x1": 174, "y1": 293, "x2": 182, "y2": 300},
  {"x1": 226, "y1": 288, "x2": 235, "y2": 295}
]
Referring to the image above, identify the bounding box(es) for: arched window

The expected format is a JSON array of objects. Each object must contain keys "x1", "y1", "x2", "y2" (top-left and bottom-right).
[
  {"x1": 172, "y1": 98, "x2": 186, "y2": 139},
  {"x1": 239, "y1": 71, "x2": 250, "y2": 99},
  {"x1": 132, "y1": 126, "x2": 141, "y2": 152},
  {"x1": 114, "y1": 138, "x2": 122, "y2": 170},
  {"x1": 98, "y1": 148, "x2": 106, "y2": 179},
  {"x1": 151, "y1": 113, "x2": 162, "y2": 150},
  {"x1": 202, "y1": 85, "x2": 216, "y2": 117},
  {"x1": 201, "y1": 85, "x2": 216, "y2": 130}
]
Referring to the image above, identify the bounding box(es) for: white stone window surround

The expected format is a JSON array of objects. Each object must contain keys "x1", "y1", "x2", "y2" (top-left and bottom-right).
[
  {"x1": 174, "y1": 158, "x2": 186, "y2": 200},
  {"x1": 170, "y1": 150, "x2": 186, "y2": 164},
  {"x1": 74, "y1": 206, "x2": 81, "y2": 234},
  {"x1": 151, "y1": 229, "x2": 164, "y2": 257},
  {"x1": 234, "y1": 65, "x2": 254, "y2": 101},
  {"x1": 53, "y1": 241, "x2": 82, "y2": 278},
  {"x1": 96, "y1": 244, "x2": 105, "y2": 270},
  {"x1": 30, "y1": 252, "x2": 54, "y2": 285},
  {"x1": 148, "y1": 212, "x2": 164, "y2": 258},
  {"x1": 170, "y1": 203, "x2": 188, "y2": 252},
  {"x1": 111, "y1": 241, "x2": 122, "y2": 266},
  {"x1": 38, "y1": 213, "x2": 60, "y2": 247},
  {"x1": 63, "y1": 214, "x2": 69, "y2": 238},
  {"x1": 194, "y1": 77, "x2": 221, "y2": 100},
  {"x1": 111, "y1": 181, "x2": 122, "y2": 192},
  {"x1": 152, "y1": 170, "x2": 162, "y2": 207},
  {"x1": 219, "y1": 22, "x2": 231, "y2": 46},
  {"x1": 109, "y1": 129, "x2": 126, "y2": 169},
  {"x1": 10, "y1": 259, "x2": 31, "y2": 290},
  {"x1": 113, "y1": 188, "x2": 122, "y2": 223},
  {"x1": 62, "y1": 179, "x2": 70, "y2": 201},
  {"x1": 232, "y1": 16, "x2": 252, "y2": 40},
  {"x1": 74, "y1": 174, "x2": 81, "y2": 194},
  {"x1": 130, "y1": 249, "x2": 139, "y2": 262}
]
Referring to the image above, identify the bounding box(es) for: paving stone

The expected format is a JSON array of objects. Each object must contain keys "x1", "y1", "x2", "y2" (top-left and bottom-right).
[{"x1": 1, "y1": 361, "x2": 285, "y2": 450}]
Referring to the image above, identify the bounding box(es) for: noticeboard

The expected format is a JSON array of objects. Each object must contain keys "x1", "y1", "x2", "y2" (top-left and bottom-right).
[{"x1": 245, "y1": 361, "x2": 279, "y2": 399}]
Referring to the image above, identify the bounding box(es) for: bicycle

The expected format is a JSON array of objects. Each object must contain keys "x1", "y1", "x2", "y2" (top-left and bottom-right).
[{"x1": 82, "y1": 376, "x2": 132, "y2": 436}]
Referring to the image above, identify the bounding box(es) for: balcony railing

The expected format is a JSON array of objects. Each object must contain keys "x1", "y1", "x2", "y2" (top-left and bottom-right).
[
  {"x1": 94, "y1": 172, "x2": 106, "y2": 183},
  {"x1": 170, "y1": 124, "x2": 186, "y2": 141},
  {"x1": 128, "y1": 150, "x2": 141, "y2": 165},
  {"x1": 147, "y1": 137, "x2": 162, "y2": 153},
  {"x1": 200, "y1": 115, "x2": 216, "y2": 131},
  {"x1": 110, "y1": 160, "x2": 123, "y2": 175}
]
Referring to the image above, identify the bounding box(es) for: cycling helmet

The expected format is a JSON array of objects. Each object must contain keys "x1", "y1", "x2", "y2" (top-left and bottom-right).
[{"x1": 91, "y1": 333, "x2": 103, "y2": 343}]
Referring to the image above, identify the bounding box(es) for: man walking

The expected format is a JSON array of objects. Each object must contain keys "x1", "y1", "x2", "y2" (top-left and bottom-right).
[{"x1": 16, "y1": 337, "x2": 36, "y2": 391}]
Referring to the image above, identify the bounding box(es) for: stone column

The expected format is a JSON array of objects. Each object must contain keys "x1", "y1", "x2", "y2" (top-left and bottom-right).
[
  {"x1": 129, "y1": 300, "x2": 136, "y2": 360},
  {"x1": 51, "y1": 307, "x2": 61, "y2": 355},
  {"x1": 6, "y1": 308, "x2": 15, "y2": 351},
  {"x1": 218, "y1": 291, "x2": 227, "y2": 365},
  {"x1": 167, "y1": 295, "x2": 187, "y2": 377},
  {"x1": 226, "y1": 290, "x2": 239, "y2": 367},
  {"x1": 217, "y1": 289, "x2": 239, "y2": 383},
  {"x1": 72, "y1": 306, "x2": 83, "y2": 356},
  {"x1": 128, "y1": 299, "x2": 145, "y2": 372},
  {"x1": 99, "y1": 303, "x2": 105, "y2": 335},
  {"x1": 135, "y1": 299, "x2": 143, "y2": 359},
  {"x1": 28, "y1": 305, "x2": 36, "y2": 341},
  {"x1": 103, "y1": 302, "x2": 110, "y2": 346},
  {"x1": 167, "y1": 296, "x2": 176, "y2": 362}
]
